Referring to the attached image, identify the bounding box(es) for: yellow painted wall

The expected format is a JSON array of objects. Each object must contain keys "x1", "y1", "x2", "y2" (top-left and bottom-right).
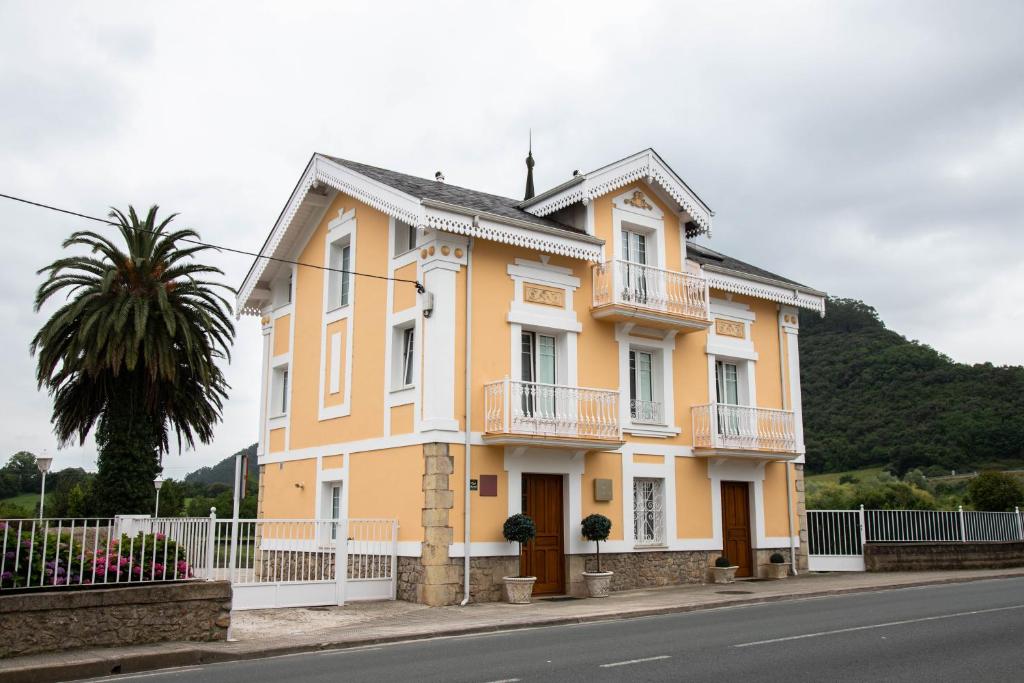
[
  {"x1": 675, "y1": 457, "x2": 713, "y2": 538},
  {"x1": 763, "y1": 461, "x2": 797, "y2": 538},
  {"x1": 450, "y1": 444, "x2": 508, "y2": 543},
  {"x1": 348, "y1": 446, "x2": 423, "y2": 542},
  {"x1": 289, "y1": 193, "x2": 390, "y2": 450},
  {"x1": 741, "y1": 295, "x2": 785, "y2": 410},
  {"x1": 581, "y1": 451, "x2": 624, "y2": 540},
  {"x1": 675, "y1": 330, "x2": 710, "y2": 442},
  {"x1": 260, "y1": 457, "x2": 317, "y2": 518},
  {"x1": 633, "y1": 454, "x2": 664, "y2": 465},
  {"x1": 268, "y1": 428, "x2": 286, "y2": 453},
  {"x1": 272, "y1": 314, "x2": 290, "y2": 356},
  {"x1": 392, "y1": 262, "x2": 418, "y2": 313},
  {"x1": 323, "y1": 318, "x2": 347, "y2": 407},
  {"x1": 322, "y1": 454, "x2": 344, "y2": 469},
  {"x1": 390, "y1": 403, "x2": 414, "y2": 435}
]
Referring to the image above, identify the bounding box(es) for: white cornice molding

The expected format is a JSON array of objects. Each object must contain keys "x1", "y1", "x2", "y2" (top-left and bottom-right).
[
  {"x1": 704, "y1": 268, "x2": 826, "y2": 315},
  {"x1": 523, "y1": 149, "x2": 714, "y2": 237}
]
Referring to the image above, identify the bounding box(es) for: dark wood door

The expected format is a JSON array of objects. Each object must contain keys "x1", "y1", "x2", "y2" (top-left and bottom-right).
[
  {"x1": 721, "y1": 481, "x2": 754, "y2": 578},
  {"x1": 522, "y1": 474, "x2": 565, "y2": 595}
]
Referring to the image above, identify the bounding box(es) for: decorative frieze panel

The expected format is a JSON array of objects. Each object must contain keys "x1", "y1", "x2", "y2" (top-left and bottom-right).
[
  {"x1": 714, "y1": 318, "x2": 745, "y2": 339},
  {"x1": 523, "y1": 283, "x2": 565, "y2": 308}
]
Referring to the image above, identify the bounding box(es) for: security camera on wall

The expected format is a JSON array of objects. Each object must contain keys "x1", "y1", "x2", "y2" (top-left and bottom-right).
[{"x1": 422, "y1": 291, "x2": 434, "y2": 318}]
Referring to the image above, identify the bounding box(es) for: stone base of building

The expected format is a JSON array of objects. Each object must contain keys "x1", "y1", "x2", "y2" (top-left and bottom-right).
[{"x1": 397, "y1": 548, "x2": 795, "y2": 605}]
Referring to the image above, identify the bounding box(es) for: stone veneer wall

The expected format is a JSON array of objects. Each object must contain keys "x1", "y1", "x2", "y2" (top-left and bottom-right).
[
  {"x1": 0, "y1": 580, "x2": 231, "y2": 659},
  {"x1": 417, "y1": 443, "x2": 460, "y2": 606},
  {"x1": 794, "y1": 463, "x2": 809, "y2": 571},
  {"x1": 864, "y1": 541, "x2": 1024, "y2": 572}
]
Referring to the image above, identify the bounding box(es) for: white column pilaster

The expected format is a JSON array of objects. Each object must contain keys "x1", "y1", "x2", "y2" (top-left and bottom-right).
[{"x1": 780, "y1": 306, "x2": 804, "y2": 460}]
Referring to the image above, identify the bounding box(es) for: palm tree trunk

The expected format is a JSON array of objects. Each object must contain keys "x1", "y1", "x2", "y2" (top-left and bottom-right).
[{"x1": 91, "y1": 385, "x2": 161, "y2": 517}]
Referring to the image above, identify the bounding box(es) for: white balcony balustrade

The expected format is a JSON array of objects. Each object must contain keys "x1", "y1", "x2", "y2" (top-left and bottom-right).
[
  {"x1": 592, "y1": 260, "x2": 710, "y2": 330},
  {"x1": 483, "y1": 379, "x2": 622, "y2": 448},
  {"x1": 629, "y1": 399, "x2": 664, "y2": 425},
  {"x1": 691, "y1": 403, "x2": 798, "y2": 456}
]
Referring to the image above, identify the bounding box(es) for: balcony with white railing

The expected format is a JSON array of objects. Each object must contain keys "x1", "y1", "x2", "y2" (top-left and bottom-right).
[
  {"x1": 483, "y1": 379, "x2": 624, "y2": 450},
  {"x1": 691, "y1": 403, "x2": 799, "y2": 458},
  {"x1": 592, "y1": 260, "x2": 711, "y2": 331}
]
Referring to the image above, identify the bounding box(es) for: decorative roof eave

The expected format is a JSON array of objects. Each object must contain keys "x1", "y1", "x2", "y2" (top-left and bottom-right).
[
  {"x1": 237, "y1": 156, "x2": 607, "y2": 316},
  {"x1": 421, "y1": 199, "x2": 605, "y2": 262},
  {"x1": 236, "y1": 154, "x2": 423, "y2": 316},
  {"x1": 520, "y1": 149, "x2": 715, "y2": 238},
  {"x1": 703, "y1": 266, "x2": 827, "y2": 316}
]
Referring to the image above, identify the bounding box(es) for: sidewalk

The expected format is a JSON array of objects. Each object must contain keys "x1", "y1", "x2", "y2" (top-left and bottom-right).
[{"x1": 4, "y1": 568, "x2": 1024, "y2": 683}]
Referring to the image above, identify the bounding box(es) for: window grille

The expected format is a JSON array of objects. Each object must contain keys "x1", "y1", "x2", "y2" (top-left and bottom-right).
[{"x1": 633, "y1": 477, "x2": 665, "y2": 545}]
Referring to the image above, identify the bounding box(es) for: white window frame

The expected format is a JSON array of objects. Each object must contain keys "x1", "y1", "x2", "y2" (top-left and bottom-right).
[
  {"x1": 393, "y1": 219, "x2": 418, "y2": 256},
  {"x1": 270, "y1": 363, "x2": 289, "y2": 418},
  {"x1": 391, "y1": 321, "x2": 417, "y2": 391},
  {"x1": 628, "y1": 346, "x2": 665, "y2": 425},
  {"x1": 633, "y1": 477, "x2": 665, "y2": 547},
  {"x1": 327, "y1": 238, "x2": 352, "y2": 311}
]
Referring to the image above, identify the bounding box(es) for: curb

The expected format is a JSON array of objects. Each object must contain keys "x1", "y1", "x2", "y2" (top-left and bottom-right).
[{"x1": 4, "y1": 571, "x2": 1024, "y2": 683}]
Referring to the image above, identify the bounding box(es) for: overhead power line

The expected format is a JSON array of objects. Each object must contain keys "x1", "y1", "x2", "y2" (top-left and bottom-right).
[{"x1": 0, "y1": 192, "x2": 426, "y2": 295}]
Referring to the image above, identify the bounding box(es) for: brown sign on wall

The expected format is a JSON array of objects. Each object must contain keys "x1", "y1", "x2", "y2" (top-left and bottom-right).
[
  {"x1": 479, "y1": 474, "x2": 498, "y2": 497},
  {"x1": 715, "y1": 318, "x2": 745, "y2": 339}
]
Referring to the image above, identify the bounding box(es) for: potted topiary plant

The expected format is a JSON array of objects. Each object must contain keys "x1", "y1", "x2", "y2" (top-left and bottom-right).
[
  {"x1": 761, "y1": 552, "x2": 788, "y2": 579},
  {"x1": 710, "y1": 555, "x2": 738, "y2": 584},
  {"x1": 502, "y1": 513, "x2": 537, "y2": 604},
  {"x1": 580, "y1": 514, "x2": 613, "y2": 598}
]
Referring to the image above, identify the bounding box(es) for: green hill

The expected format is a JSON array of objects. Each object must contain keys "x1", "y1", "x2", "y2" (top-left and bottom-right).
[
  {"x1": 184, "y1": 443, "x2": 259, "y2": 486},
  {"x1": 800, "y1": 298, "x2": 1024, "y2": 475}
]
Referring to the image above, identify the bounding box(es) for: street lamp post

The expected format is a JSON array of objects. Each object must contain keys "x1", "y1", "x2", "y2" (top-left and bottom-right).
[
  {"x1": 154, "y1": 476, "x2": 164, "y2": 518},
  {"x1": 35, "y1": 450, "x2": 53, "y2": 520}
]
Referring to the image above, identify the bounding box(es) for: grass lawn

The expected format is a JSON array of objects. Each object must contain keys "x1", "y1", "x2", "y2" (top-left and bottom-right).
[
  {"x1": 806, "y1": 467, "x2": 887, "y2": 485},
  {"x1": 0, "y1": 492, "x2": 40, "y2": 508}
]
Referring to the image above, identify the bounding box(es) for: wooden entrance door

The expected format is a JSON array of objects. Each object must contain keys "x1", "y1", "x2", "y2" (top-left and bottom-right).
[
  {"x1": 721, "y1": 481, "x2": 754, "y2": 578},
  {"x1": 522, "y1": 474, "x2": 565, "y2": 595}
]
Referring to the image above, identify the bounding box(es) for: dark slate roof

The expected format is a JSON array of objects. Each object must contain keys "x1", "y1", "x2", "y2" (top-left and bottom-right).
[
  {"x1": 324, "y1": 155, "x2": 584, "y2": 234},
  {"x1": 686, "y1": 241, "x2": 823, "y2": 294}
]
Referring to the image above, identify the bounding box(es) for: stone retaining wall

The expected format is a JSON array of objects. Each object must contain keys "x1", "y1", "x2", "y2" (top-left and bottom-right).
[
  {"x1": 865, "y1": 541, "x2": 1024, "y2": 571},
  {"x1": 0, "y1": 580, "x2": 231, "y2": 659}
]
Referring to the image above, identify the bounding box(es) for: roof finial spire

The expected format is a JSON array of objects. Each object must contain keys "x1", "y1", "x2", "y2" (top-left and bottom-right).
[{"x1": 524, "y1": 129, "x2": 536, "y2": 200}]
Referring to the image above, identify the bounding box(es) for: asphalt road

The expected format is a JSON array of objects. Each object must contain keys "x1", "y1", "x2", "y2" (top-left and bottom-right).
[{"x1": 91, "y1": 577, "x2": 1024, "y2": 682}]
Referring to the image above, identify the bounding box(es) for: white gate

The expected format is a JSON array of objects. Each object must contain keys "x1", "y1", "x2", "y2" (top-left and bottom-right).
[
  {"x1": 147, "y1": 514, "x2": 398, "y2": 610},
  {"x1": 808, "y1": 506, "x2": 1024, "y2": 572}
]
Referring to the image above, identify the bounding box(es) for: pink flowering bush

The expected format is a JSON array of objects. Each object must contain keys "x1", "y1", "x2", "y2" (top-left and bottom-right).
[{"x1": 0, "y1": 523, "x2": 191, "y2": 589}]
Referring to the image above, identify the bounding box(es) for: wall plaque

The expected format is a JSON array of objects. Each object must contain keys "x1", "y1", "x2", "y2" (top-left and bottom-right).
[
  {"x1": 594, "y1": 478, "x2": 614, "y2": 502},
  {"x1": 479, "y1": 474, "x2": 498, "y2": 497},
  {"x1": 523, "y1": 283, "x2": 564, "y2": 308},
  {"x1": 715, "y1": 318, "x2": 745, "y2": 339}
]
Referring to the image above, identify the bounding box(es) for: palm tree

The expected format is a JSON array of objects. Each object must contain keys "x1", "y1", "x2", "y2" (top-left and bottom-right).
[{"x1": 32, "y1": 205, "x2": 235, "y2": 516}]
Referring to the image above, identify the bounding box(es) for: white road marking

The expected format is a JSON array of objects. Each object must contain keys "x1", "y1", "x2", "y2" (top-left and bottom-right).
[
  {"x1": 733, "y1": 604, "x2": 1024, "y2": 647},
  {"x1": 600, "y1": 655, "x2": 671, "y2": 668},
  {"x1": 480, "y1": 679, "x2": 521, "y2": 683}
]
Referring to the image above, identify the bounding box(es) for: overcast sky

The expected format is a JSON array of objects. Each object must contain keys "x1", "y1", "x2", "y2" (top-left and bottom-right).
[{"x1": 1, "y1": 1, "x2": 1021, "y2": 477}]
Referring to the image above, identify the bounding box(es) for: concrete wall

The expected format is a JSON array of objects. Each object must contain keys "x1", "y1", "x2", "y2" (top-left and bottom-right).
[
  {"x1": 865, "y1": 542, "x2": 1024, "y2": 572},
  {"x1": 0, "y1": 581, "x2": 231, "y2": 659}
]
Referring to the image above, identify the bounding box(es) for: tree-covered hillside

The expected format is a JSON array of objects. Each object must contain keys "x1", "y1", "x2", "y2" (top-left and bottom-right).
[
  {"x1": 800, "y1": 298, "x2": 1024, "y2": 474},
  {"x1": 184, "y1": 443, "x2": 258, "y2": 486}
]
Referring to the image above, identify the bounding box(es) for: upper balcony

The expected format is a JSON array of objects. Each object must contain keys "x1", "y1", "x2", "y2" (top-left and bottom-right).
[
  {"x1": 691, "y1": 403, "x2": 799, "y2": 460},
  {"x1": 483, "y1": 379, "x2": 624, "y2": 450},
  {"x1": 592, "y1": 260, "x2": 711, "y2": 332}
]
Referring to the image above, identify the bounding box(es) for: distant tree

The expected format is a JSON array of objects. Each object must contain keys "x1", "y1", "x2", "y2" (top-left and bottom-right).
[
  {"x1": 967, "y1": 471, "x2": 1024, "y2": 512},
  {"x1": 1, "y1": 452, "x2": 41, "y2": 493},
  {"x1": 31, "y1": 206, "x2": 235, "y2": 516}
]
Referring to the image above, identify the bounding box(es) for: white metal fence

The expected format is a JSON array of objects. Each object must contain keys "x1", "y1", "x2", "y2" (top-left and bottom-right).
[
  {"x1": 808, "y1": 506, "x2": 1024, "y2": 572},
  {"x1": 1, "y1": 512, "x2": 398, "y2": 610}
]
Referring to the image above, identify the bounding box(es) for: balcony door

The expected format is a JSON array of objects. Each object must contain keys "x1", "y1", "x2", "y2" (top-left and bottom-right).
[
  {"x1": 715, "y1": 361, "x2": 742, "y2": 437},
  {"x1": 622, "y1": 229, "x2": 649, "y2": 304},
  {"x1": 521, "y1": 331, "x2": 557, "y2": 419},
  {"x1": 629, "y1": 349, "x2": 656, "y2": 423}
]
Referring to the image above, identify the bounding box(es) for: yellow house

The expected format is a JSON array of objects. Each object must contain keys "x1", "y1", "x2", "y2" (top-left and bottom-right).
[{"x1": 237, "y1": 148, "x2": 826, "y2": 605}]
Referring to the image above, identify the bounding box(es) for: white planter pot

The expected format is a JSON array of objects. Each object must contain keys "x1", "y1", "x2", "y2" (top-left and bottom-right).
[
  {"x1": 761, "y1": 563, "x2": 789, "y2": 579},
  {"x1": 709, "y1": 566, "x2": 738, "y2": 584},
  {"x1": 503, "y1": 576, "x2": 537, "y2": 604},
  {"x1": 582, "y1": 571, "x2": 613, "y2": 598}
]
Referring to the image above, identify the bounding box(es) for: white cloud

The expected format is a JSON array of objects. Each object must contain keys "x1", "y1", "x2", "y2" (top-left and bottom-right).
[{"x1": 0, "y1": 0, "x2": 1021, "y2": 473}]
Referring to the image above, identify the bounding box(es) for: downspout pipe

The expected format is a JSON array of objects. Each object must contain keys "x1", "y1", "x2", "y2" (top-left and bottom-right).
[
  {"x1": 461, "y1": 238, "x2": 474, "y2": 606},
  {"x1": 778, "y1": 306, "x2": 798, "y2": 576}
]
